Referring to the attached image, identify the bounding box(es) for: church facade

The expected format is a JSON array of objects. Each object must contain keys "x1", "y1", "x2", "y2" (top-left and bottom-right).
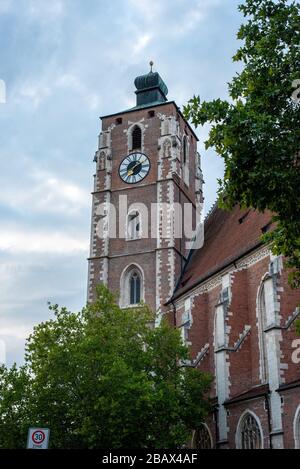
[{"x1": 88, "y1": 68, "x2": 300, "y2": 449}]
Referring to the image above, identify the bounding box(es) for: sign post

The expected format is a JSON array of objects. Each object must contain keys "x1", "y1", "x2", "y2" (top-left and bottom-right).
[{"x1": 27, "y1": 428, "x2": 50, "y2": 450}]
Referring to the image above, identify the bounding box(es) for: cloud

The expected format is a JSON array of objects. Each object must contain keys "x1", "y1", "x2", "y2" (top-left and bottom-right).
[
  {"x1": 0, "y1": 325, "x2": 32, "y2": 340},
  {"x1": 133, "y1": 34, "x2": 152, "y2": 56},
  {"x1": 28, "y1": 0, "x2": 65, "y2": 19},
  {"x1": 0, "y1": 251, "x2": 88, "y2": 366},
  {"x1": 128, "y1": 0, "x2": 163, "y2": 20},
  {"x1": 0, "y1": 0, "x2": 242, "y2": 365},
  {"x1": 0, "y1": 228, "x2": 89, "y2": 255},
  {"x1": 0, "y1": 168, "x2": 89, "y2": 216},
  {"x1": 128, "y1": 0, "x2": 223, "y2": 38},
  {"x1": 16, "y1": 83, "x2": 52, "y2": 108},
  {"x1": 13, "y1": 72, "x2": 101, "y2": 110}
]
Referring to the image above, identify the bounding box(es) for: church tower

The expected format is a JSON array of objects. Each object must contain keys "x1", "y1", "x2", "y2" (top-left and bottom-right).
[{"x1": 88, "y1": 65, "x2": 203, "y2": 317}]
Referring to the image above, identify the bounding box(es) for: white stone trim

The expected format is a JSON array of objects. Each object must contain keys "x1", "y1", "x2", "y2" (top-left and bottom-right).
[
  {"x1": 259, "y1": 274, "x2": 284, "y2": 449},
  {"x1": 214, "y1": 303, "x2": 230, "y2": 442},
  {"x1": 192, "y1": 343, "x2": 210, "y2": 367}
]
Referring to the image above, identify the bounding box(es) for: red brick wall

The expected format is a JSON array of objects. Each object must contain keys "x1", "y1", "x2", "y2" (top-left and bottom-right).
[
  {"x1": 281, "y1": 389, "x2": 300, "y2": 449},
  {"x1": 89, "y1": 101, "x2": 199, "y2": 313},
  {"x1": 227, "y1": 270, "x2": 252, "y2": 397},
  {"x1": 277, "y1": 268, "x2": 300, "y2": 385},
  {"x1": 175, "y1": 252, "x2": 300, "y2": 448}
]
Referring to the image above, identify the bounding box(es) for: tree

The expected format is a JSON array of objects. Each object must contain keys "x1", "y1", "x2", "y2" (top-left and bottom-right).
[
  {"x1": 0, "y1": 365, "x2": 31, "y2": 449},
  {"x1": 0, "y1": 286, "x2": 212, "y2": 449},
  {"x1": 184, "y1": 0, "x2": 300, "y2": 288}
]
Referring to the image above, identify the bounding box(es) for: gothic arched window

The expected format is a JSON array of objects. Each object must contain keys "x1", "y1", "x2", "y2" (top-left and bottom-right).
[
  {"x1": 192, "y1": 424, "x2": 213, "y2": 450},
  {"x1": 258, "y1": 282, "x2": 268, "y2": 383},
  {"x1": 131, "y1": 125, "x2": 142, "y2": 151},
  {"x1": 183, "y1": 135, "x2": 189, "y2": 186},
  {"x1": 237, "y1": 413, "x2": 263, "y2": 450},
  {"x1": 127, "y1": 211, "x2": 141, "y2": 240},
  {"x1": 120, "y1": 265, "x2": 144, "y2": 308},
  {"x1": 130, "y1": 272, "x2": 141, "y2": 305}
]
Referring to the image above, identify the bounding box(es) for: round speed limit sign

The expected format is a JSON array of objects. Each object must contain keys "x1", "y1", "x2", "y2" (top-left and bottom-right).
[
  {"x1": 27, "y1": 428, "x2": 50, "y2": 449},
  {"x1": 32, "y1": 430, "x2": 46, "y2": 445}
]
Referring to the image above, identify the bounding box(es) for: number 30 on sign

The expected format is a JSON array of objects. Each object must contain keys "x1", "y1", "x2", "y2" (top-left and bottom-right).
[{"x1": 27, "y1": 428, "x2": 50, "y2": 450}]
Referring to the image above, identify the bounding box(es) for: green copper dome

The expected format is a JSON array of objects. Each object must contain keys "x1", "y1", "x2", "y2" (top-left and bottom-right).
[{"x1": 134, "y1": 69, "x2": 168, "y2": 108}]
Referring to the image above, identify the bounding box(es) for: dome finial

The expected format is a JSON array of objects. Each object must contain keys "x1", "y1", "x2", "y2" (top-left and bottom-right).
[{"x1": 134, "y1": 65, "x2": 168, "y2": 107}]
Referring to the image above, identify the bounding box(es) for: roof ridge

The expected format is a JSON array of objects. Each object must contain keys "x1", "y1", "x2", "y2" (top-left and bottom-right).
[
  {"x1": 169, "y1": 205, "x2": 273, "y2": 303},
  {"x1": 171, "y1": 200, "x2": 219, "y2": 301},
  {"x1": 205, "y1": 198, "x2": 219, "y2": 221}
]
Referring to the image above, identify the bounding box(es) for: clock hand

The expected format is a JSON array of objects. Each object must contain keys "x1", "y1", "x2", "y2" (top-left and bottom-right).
[{"x1": 127, "y1": 158, "x2": 147, "y2": 176}]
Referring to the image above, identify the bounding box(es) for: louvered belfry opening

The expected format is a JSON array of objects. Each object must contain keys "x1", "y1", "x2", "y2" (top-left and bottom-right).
[{"x1": 132, "y1": 125, "x2": 142, "y2": 151}]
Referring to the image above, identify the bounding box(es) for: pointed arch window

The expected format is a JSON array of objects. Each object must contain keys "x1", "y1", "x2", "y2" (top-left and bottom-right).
[
  {"x1": 192, "y1": 424, "x2": 213, "y2": 450},
  {"x1": 120, "y1": 265, "x2": 144, "y2": 308},
  {"x1": 183, "y1": 135, "x2": 189, "y2": 186},
  {"x1": 131, "y1": 125, "x2": 142, "y2": 151},
  {"x1": 258, "y1": 282, "x2": 268, "y2": 383},
  {"x1": 130, "y1": 272, "x2": 141, "y2": 305},
  {"x1": 237, "y1": 413, "x2": 263, "y2": 450}
]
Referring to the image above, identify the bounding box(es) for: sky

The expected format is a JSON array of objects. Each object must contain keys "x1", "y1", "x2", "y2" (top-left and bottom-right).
[{"x1": 0, "y1": 0, "x2": 243, "y2": 365}]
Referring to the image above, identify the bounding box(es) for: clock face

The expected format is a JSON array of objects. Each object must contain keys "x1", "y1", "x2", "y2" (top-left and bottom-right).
[{"x1": 119, "y1": 152, "x2": 150, "y2": 184}]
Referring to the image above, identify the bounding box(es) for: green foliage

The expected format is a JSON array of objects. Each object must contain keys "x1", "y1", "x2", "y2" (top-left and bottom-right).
[
  {"x1": 184, "y1": 0, "x2": 300, "y2": 286},
  {"x1": 0, "y1": 285, "x2": 212, "y2": 449},
  {"x1": 0, "y1": 365, "x2": 31, "y2": 448}
]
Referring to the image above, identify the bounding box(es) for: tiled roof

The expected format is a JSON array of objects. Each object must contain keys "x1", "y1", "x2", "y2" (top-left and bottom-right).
[
  {"x1": 224, "y1": 384, "x2": 270, "y2": 407},
  {"x1": 277, "y1": 379, "x2": 300, "y2": 392},
  {"x1": 172, "y1": 205, "x2": 273, "y2": 301}
]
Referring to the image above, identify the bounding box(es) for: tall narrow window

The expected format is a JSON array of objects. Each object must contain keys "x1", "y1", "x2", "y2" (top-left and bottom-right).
[
  {"x1": 183, "y1": 136, "x2": 188, "y2": 164},
  {"x1": 183, "y1": 135, "x2": 189, "y2": 186},
  {"x1": 238, "y1": 413, "x2": 262, "y2": 450},
  {"x1": 130, "y1": 272, "x2": 141, "y2": 305},
  {"x1": 127, "y1": 211, "x2": 141, "y2": 240},
  {"x1": 120, "y1": 265, "x2": 144, "y2": 308},
  {"x1": 258, "y1": 283, "x2": 268, "y2": 383},
  {"x1": 132, "y1": 125, "x2": 142, "y2": 151}
]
